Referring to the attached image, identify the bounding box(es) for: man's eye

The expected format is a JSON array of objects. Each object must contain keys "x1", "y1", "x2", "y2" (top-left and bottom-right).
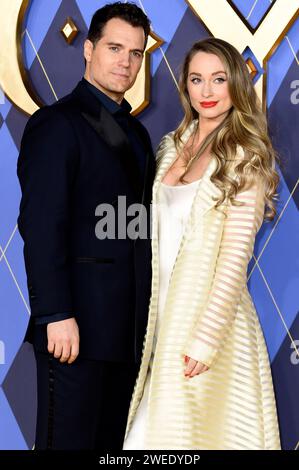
[
  {"x1": 110, "y1": 46, "x2": 119, "y2": 52},
  {"x1": 132, "y1": 51, "x2": 142, "y2": 58}
]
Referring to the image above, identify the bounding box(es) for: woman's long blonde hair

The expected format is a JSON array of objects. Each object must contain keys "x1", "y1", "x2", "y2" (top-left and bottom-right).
[{"x1": 174, "y1": 38, "x2": 279, "y2": 220}]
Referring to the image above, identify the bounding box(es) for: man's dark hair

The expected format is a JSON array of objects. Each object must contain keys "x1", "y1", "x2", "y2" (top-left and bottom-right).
[{"x1": 87, "y1": 2, "x2": 151, "y2": 49}]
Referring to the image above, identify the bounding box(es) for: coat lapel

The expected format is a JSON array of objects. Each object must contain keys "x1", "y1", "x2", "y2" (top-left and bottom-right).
[
  {"x1": 151, "y1": 123, "x2": 224, "y2": 276},
  {"x1": 192, "y1": 157, "x2": 223, "y2": 216},
  {"x1": 153, "y1": 121, "x2": 223, "y2": 216}
]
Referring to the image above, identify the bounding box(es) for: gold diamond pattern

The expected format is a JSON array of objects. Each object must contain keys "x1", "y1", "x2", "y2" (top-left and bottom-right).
[
  {"x1": 246, "y1": 57, "x2": 258, "y2": 80},
  {"x1": 60, "y1": 17, "x2": 79, "y2": 45}
]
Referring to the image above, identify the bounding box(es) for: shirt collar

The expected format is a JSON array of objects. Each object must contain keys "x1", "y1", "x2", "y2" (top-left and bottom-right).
[{"x1": 83, "y1": 77, "x2": 132, "y2": 115}]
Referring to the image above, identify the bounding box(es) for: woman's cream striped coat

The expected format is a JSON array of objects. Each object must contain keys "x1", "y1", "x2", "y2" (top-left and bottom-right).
[{"x1": 125, "y1": 123, "x2": 281, "y2": 450}]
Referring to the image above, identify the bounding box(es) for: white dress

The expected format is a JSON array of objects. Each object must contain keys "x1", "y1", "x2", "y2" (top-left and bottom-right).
[{"x1": 123, "y1": 178, "x2": 201, "y2": 450}]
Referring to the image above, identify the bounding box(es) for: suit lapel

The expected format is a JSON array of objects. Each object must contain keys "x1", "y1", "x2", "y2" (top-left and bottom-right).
[
  {"x1": 73, "y1": 80, "x2": 142, "y2": 197},
  {"x1": 81, "y1": 106, "x2": 131, "y2": 153}
]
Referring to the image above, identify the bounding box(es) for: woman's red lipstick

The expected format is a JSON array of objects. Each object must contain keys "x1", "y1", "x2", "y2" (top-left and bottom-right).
[{"x1": 200, "y1": 101, "x2": 218, "y2": 108}]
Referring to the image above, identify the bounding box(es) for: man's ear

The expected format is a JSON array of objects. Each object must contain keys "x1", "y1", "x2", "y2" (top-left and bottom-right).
[{"x1": 84, "y1": 39, "x2": 93, "y2": 63}]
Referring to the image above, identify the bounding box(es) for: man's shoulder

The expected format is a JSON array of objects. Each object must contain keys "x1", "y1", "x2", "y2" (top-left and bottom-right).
[
  {"x1": 19, "y1": 95, "x2": 81, "y2": 155},
  {"x1": 34, "y1": 91, "x2": 77, "y2": 118},
  {"x1": 24, "y1": 91, "x2": 79, "y2": 134},
  {"x1": 129, "y1": 115, "x2": 151, "y2": 141}
]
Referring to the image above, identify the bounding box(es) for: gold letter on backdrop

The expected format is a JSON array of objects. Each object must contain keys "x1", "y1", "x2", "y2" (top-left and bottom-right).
[
  {"x1": 186, "y1": 0, "x2": 298, "y2": 103},
  {"x1": 0, "y1": 0, "x2": 38, "y2": 116},
  {"x1": 0, "y1": 0, "x2": 162, "y2": 116}
]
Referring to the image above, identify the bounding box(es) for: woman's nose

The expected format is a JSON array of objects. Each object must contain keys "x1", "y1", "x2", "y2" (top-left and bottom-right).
[{"x1": 201, "y1": 81, "x2": 213, "y2": 97}]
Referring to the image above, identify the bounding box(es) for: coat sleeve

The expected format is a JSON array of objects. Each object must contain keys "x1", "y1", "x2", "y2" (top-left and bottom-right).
[
  {"x1": 17, "y1": 107, "x2": 79, "y2": 320},
  {"x1": 184, "y1": 177, "x2": 266, "y2": 367}
]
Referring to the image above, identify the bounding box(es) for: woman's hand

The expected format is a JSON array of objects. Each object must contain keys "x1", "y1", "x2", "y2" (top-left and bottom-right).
[{"x1": 184, "y1": 355, "x2": 209, "y2": 378}]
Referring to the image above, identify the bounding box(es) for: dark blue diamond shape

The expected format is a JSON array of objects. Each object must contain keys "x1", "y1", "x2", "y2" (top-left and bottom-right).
[
  {"x1": 242, "y1": 46, "x2": 264, "y2": 84},
  {"x1": 2, "y1": 342, "x2": 37, "y2": 449},
  {"x1": 26, "y1": 0, "x2": 86, "y2": 106},
  {"x1": 5, "y1": 106, "x2": 28, "y2": 151},
  {"x1": 227, "y1": 0, "x2": 277, "y2": 33},
  {"x1": 272, "y1": 312, "x2": 299, "y2": 450}
]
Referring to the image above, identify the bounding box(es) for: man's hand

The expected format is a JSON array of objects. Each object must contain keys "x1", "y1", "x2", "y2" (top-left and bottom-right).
[
  {"x1": 184, "y1": 355, "x2": 209, "y2": 378},
  {"x1": 47, "y1": 317, "x2": 80, "y2": 364}
]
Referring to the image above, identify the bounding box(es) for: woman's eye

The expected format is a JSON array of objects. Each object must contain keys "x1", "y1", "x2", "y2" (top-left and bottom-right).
[
  {"x1": 214, "y1": 77, "x2": 226, "y2": 83},
  {"x1": 191, "y1": 78, "x2": 201, "y2": 84}
]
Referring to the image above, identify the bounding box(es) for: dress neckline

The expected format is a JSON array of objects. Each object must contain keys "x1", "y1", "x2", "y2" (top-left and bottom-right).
[{"x1": 160, "y1": 178, "x2": 201, "y2": 189}]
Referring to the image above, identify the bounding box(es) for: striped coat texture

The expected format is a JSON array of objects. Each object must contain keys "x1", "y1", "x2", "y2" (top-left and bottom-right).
[{"x1": 125, "y1": 123, "x2": 281, "y2": 450}]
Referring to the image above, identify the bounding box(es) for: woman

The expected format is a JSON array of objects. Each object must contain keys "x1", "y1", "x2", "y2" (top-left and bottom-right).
[{"x1": 123, "y1": 38, "x2": 281, "y2": 450}]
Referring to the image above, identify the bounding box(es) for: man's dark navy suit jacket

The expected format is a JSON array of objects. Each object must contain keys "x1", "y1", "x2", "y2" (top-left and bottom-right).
[{"x1": 17, "y1": 79, "x2": 155, "y2": 363}]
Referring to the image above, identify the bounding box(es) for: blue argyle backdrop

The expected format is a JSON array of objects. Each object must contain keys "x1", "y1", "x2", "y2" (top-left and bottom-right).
[{"x1": 0, "y1": 0, "x2": 298, "y2": 450}]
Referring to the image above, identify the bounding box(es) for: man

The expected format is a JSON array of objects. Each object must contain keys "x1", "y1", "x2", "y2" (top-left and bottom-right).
[{"x1": 17, "y1": 2, "x2": 154, "y2": 450}]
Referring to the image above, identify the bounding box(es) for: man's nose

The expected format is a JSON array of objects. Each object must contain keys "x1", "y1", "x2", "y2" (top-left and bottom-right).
[{"x1": 119, "y1": 51, "x2": 130, "y2": 67}]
